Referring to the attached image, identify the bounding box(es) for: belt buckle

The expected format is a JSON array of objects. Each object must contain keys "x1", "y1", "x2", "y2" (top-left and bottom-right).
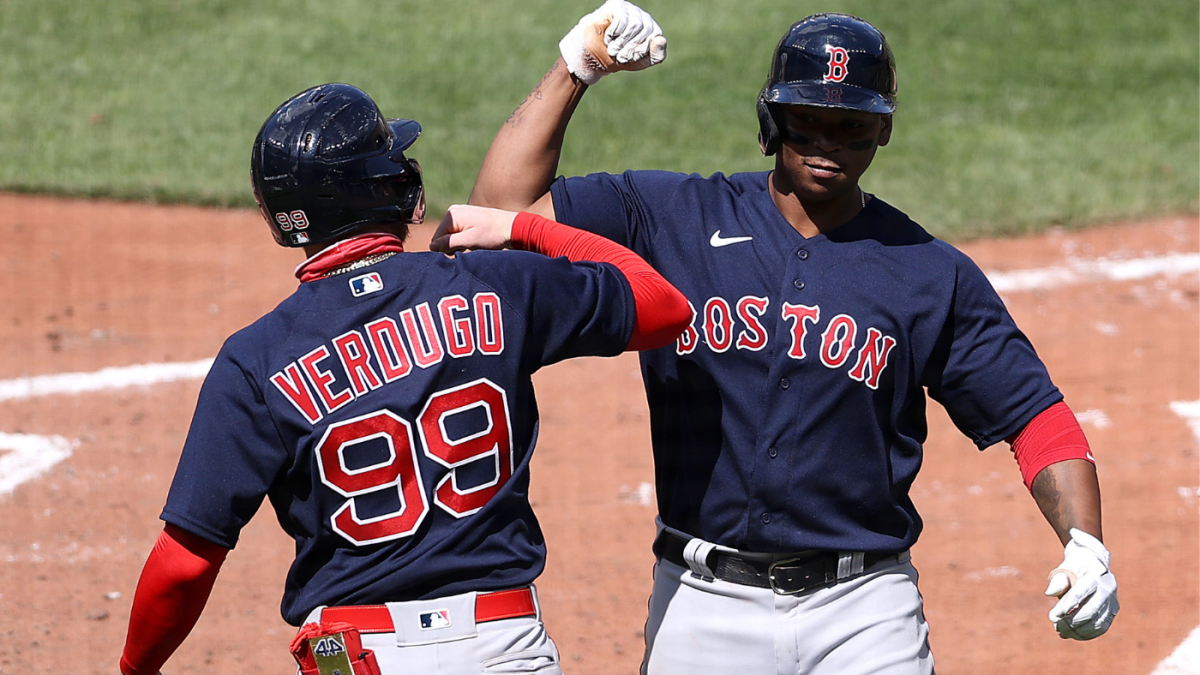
[{"x1": 766, "y1": 553, "x2": 834, "y2": 595}]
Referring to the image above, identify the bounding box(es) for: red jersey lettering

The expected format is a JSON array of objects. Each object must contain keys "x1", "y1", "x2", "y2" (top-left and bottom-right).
[
  {"x1": 270, "y1": 362, "x2": 324, "y2": 424},
  {"x1": 333, "y1": 330, "x2": 383, "y2": 396},
  {"x1": 438, "y1": 296, "x2": 475, "y2": 358},
  {"x1": 676, "y1": 300, "x2": 701, "y2": 355},
  {"x1": 849, "y1": 327, "x2": 897, "y2": 389},
  {"x1": 474, "y1": 292, "x2": 505, "y2": 355},
  {"x1": 365, "y1": 317, "x2": 414, "y2": 383},
  {"x1": 401, "y1": 303, "x2": 445, "y2": 368},
  {"x1": 782, "y1": 303, "x2": 821, "y2": 359},
  {"x1": 820, "y1": 314, "x2": 858, "y2": 368},
  {"x1": 315, "y1": 410, "x2": 429, "y2": 546},
  {"x1": 735, "y1": 296, "x2": 769, "y2": 351},
  {"x1": 703, "y1": 297, "x2": 734, "y2": 353},
  {"x1": 419, "y1": 380, "x2": 513, "y2": 517},
  {"x1": 300, "y1": 345, "x2": 354, "y2": 413}
]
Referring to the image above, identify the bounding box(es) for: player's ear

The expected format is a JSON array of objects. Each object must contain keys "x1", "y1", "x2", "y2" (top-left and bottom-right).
[{"x1": 877, "y1": 114, "x2": 893, "y2": 148}]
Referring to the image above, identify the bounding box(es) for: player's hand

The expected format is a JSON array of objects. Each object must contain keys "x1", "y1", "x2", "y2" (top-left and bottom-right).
[
  {"x1": 429, "y1": 204, "x2": 516, "y2": 254},
  {"x1": 559, "y1": 0, "x2": 667, "y2": 86},
  {"x1": 1044, "y1": 528, "x2": 1119, "y2": 640}
]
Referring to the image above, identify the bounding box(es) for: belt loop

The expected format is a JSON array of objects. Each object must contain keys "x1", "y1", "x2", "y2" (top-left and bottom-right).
[
  {"x1": 683, "y1": 537, "x2": 718, "y2": 580},
  {"x1": 836, "y1": 551, "x2": 865, "y2": 580}
]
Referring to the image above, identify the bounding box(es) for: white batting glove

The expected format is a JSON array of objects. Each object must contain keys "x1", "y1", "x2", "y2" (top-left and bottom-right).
[
  {"x1": 559, "y1": 0, "x2": 667, "y2": 85},
  {"x1": 429, "y1": 204, "x2": 516, "y2": 254},
  {"x1": 1044, "y1": 528, "x2": 1119, "y2": 640}
]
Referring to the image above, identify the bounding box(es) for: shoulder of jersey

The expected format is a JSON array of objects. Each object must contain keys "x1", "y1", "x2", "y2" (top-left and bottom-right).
[{"x1": 681, "y1": 169, "x2": 771, "y2": 194}]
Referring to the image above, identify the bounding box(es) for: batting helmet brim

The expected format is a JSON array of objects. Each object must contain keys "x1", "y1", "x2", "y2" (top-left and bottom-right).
[
  {"x1": 357, "y1": 118, "x2": 422, "y2": 180},
  {"x1": 762, "y1": 82, "x2": 895, "y2": 115}
]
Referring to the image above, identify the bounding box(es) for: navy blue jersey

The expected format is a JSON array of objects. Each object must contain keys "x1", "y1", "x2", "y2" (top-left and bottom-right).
[
  {"x1": 551, "y1": 170, "x2": 1061, "y2": 553},
  {"x1": 162, "y1": 250, "x2": 635, "y2": 625}
]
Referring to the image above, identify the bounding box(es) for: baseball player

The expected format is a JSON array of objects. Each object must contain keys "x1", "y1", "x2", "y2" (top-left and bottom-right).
[
  {"x1": 117, "y1": 82, "x2": 690, "y2": 675},
  {"x1": 450, "y1": 4, "x2": 1120, "y2": 673}
]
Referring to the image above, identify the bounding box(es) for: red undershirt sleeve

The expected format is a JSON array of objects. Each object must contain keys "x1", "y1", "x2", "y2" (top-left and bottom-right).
[
  {"x1": 511, "y1": 211, "x2": 690, "y2": 351},
  {"x1": 119, "y1": 524, "x2": 229, "y2": 675},
  {"x1": 1006, "y1": 401, "x2": 1095, "y2": 491}
]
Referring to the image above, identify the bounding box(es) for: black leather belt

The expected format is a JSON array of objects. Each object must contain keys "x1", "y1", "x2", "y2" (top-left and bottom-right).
[{"x1": 653, "y1": 531, "x2": 903, "y2": 595}]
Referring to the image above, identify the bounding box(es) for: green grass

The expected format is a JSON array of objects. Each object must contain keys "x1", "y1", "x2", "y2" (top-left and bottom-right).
[{"x1": 0, "y1": 0, "x2": 1196, "y2": 239}]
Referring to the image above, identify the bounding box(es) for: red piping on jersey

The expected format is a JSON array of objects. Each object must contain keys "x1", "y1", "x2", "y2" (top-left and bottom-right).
[
  {"x1": 119, "y1": 525, "x2": 228, "y2": 675},
  {"x1": 295, "y1": 233, "x2": 406, "y2": 282},
  {"x1": 1007, "y1": 401, "x2": 1095, "y2": 490},
  {"x1": 511, "y1": 211, "x2": 690, "y2": 351}
]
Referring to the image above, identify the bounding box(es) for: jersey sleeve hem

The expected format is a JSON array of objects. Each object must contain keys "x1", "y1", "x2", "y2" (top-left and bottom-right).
[
  {"x1": 160, "y1": 511, "x2": 241, "y2": 550},
  {"x1": 970, "y1": 390, "x2": 1065, "y2": 450}
]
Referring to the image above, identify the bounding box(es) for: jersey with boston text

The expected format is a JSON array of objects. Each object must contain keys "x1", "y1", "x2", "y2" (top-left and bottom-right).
[
  {"x1": 161, "y1": 250, "x2": 635, "y2": 625},
  {"x1": 551, "y1": 170, "x2": 1061, "y2": 554}
]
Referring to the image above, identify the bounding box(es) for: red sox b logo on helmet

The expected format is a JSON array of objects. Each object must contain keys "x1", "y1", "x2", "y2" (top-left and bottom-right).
[{"x1": 824, "y1": 45, "x2": 850, "y2": 83}]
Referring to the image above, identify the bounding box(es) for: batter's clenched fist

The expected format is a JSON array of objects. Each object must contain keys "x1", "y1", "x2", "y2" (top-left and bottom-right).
[
  {"x1": 1045, "y1": 528, "x2": 1119, "y2": 640},
  {"x1": 559, "y1": 0, "x2": 667, "y2": 85},
  {"x1": 430, "y1": 204, "x2": 516, "y2": 254}
]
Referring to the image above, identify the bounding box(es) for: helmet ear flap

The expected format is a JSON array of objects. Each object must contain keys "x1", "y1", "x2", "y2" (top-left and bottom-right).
[{"x1": 757, "y1": 98, "x2": 781, "y2": 156}]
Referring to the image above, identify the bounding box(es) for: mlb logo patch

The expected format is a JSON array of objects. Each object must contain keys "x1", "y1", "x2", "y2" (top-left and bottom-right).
[
  {"x1": 349, "y1": 272, "x2": 384, "y2": 297},
  {"x1": 420, "y1": 609, "x2": 451, "y2": 630},
  {"x1": 291, "y1": 231, "x2": 310, "y2": 245}
]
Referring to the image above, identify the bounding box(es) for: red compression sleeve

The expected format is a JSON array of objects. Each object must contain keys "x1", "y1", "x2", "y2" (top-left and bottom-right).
[
  {"x1": 1006, "y1": 401, "x2": 1095, "y2": 491},
  {"x1": 511, "y1": 211, "x2": 690, "y2": 351},
  {"x1": 120, "y1": 524, "x2": 229, "y2": 675}
]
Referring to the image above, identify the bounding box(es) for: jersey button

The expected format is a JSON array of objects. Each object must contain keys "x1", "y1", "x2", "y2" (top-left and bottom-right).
[
  {"x1": 779, "y1": 378, "x2": 790, "y2": 390},
  {"x1": 797, "y1": 249, "x2": 809, "y2": 260},
  {"x1": 793, "y1": 279, "x2": 805, "y2": 290},
  {"x1": 761, "y1": 513, "x2": 772, "y2": 524},
  {"x1": 768, "y1": 446, "x2": 778, "y2": 459}
]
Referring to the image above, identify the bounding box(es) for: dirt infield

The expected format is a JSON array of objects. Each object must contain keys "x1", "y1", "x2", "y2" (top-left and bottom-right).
[{"x1": 0, "y1": 193, "x2": 1195, "y2": 675}]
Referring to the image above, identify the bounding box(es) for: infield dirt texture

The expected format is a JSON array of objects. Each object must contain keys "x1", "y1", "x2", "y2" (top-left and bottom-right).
[{"x1": 0, "y1": 193, "x2": 1195, "y2": 674}]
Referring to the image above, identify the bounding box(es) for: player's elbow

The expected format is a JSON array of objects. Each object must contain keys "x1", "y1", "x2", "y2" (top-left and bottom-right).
[
  {"x1": 627, "y1": 285, "x2": 691, "y2": 351},
  {"x1": 660, "y1": 288, "x2": 692, "y2": 340},
  {"x1": 468, "y1": 185, "x2": 556, "y2": 221}
]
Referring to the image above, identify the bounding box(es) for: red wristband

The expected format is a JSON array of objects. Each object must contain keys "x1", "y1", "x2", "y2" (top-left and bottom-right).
[{"x1": 1007, "y1": 401, "x2": 1095, "y2": 490}]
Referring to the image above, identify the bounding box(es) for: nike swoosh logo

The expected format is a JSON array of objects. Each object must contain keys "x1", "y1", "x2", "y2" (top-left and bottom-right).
[{"x1": 710, "y1": 230, "x2": 753, "y2": 247}]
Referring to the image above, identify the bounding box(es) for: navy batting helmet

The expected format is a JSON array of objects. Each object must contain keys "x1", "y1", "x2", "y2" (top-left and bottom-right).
[
  {"x1": 251, "y1": 83, "x2": 425, "y2": 247},
  {"x1": 757, "y1": 14, "x2": 897, "y2": 156}
]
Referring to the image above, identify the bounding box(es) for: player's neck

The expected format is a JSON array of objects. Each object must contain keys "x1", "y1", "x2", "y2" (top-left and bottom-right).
[
  {"x1": 295, "y1": 232, "x2": 406, "y2": 282},
  {"x1": 768, "y1": 173, "x2": 865, "y2": 239}
]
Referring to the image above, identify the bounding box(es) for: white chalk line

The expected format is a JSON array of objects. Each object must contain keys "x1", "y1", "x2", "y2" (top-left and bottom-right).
[
  {"x1": 1153, "y1": 626, "x2": 1200, "y2": 675},
  {"x1": 0, "y1": 359, "x2": 213, "y2": 497},
  {"x1": 0, "y1": 433, "x2": 78, "y2": 497},
  {"x1": 1170, "y1": 400, "x2": 1200, "y2": 441},
  {"x1": 986, "y1": 253, "x2": 1200, "y2": 293},
  {"x1": 0, "y1": 359, "x2": 213, "y2": 402},
  {"x1": 1152, "y1": 401, "x2": 1200, "y2": 675}
]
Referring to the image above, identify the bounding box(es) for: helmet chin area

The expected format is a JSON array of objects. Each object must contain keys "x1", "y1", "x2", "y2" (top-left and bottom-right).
[
  {"x1": 392, "y1": 157, "x2": 425, "y2": 224},
  {"x1": 409, "y1": 188, "x2": 427, "y2": 225}
]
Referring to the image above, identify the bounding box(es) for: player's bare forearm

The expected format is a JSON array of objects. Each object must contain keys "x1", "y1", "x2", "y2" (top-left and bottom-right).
[
  {"x1": 1031, "y1": 459, "x2": 1103, "y2": 545},
  {"x1": 468, "y1": 57, "x2": 587, "y2": 216}
]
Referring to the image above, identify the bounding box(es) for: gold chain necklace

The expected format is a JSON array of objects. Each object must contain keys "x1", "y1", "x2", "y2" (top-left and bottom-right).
[{"x1": 320, "y1": 251, "x2": 398, "y2": 278}]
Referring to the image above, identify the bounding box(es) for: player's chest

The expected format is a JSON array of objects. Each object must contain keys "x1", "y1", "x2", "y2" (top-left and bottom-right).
[{"x1": 655, "y1": 239, "x2": 945, "y2": 386}]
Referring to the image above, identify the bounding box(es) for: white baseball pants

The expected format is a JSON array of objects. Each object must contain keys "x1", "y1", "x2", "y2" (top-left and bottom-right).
[{"x1": 641, "y1": 554, "x2": 934, "y2": 675}]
